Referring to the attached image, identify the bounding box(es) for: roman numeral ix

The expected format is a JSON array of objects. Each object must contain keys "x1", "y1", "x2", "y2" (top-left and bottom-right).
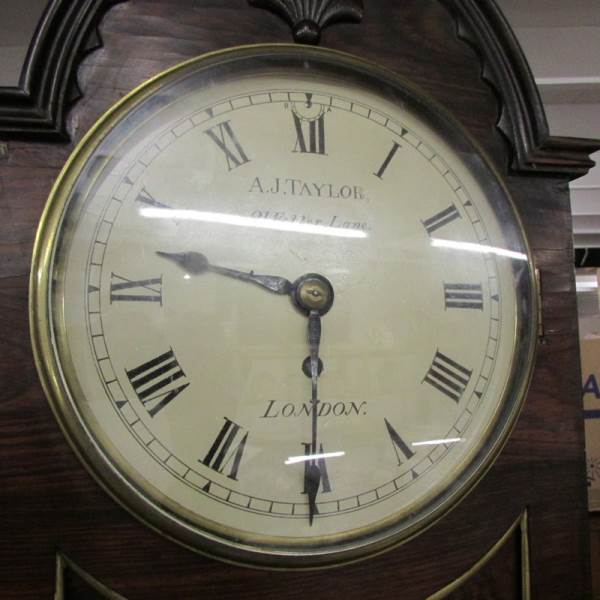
[
  {"x1": 204, "y1": 121, "x2": 250, "y2": 171},
  {"x1": 110, "y1": 273, "x2": 162, "y2": 304},
  {"x1": 201, "y1": 417, "x2": 248, "y2": 481},
  {"x1": 423, "y1": 351, "x2": 472, "y2": 402},
  {"x1": 444, "y1": 283, "x2": 484, "y2": 310},
  {"x1": 126, "y1": 349, "x2": 189, "y2": 417}
]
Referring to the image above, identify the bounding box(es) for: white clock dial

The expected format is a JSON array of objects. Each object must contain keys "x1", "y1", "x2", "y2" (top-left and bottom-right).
[{"x1": 32, "y1": 46, "x2": 536, "y2": 567}]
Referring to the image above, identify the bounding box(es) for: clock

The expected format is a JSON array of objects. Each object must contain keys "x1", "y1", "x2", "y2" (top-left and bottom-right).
[{"x1": 30, "y1": 44, "x2": 537, "y2": 568}]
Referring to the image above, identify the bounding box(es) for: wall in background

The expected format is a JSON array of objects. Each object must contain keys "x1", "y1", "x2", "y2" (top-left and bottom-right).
[
  {"x1": 497, "y1": 0, "x2": 600, "y2": 249},
  {"x1": 0, "y1": 1, "x2": 49, "y2": 87}
]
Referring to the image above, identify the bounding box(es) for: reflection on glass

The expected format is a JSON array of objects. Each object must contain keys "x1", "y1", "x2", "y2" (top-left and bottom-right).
[
  {"x1": 431, "y1": 238, "x2": 527, "y2": 261},
  {"x1": 140, "y1": 207, "x2": 368, "y2": 239},
  {"x1": 412, "y1": 438, "x2": 464, "y2": 447},
  {"x1": 285, "y1": 451, "x2": 345, "y2": 465}
]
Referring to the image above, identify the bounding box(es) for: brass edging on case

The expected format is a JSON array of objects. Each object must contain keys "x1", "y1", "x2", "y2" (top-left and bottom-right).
[
  {"x1": 534, "y1": 268, "x2": 544, "y2": 339},
  {"x1": 30, "y1": 43, "x2": 540, "y2": 569},
  {"x1": 55, "y1": 552, "x2": 127, "y2": 600},
  {"x1": 427, "y1": 509, "x2": 531, "y2": 599}
]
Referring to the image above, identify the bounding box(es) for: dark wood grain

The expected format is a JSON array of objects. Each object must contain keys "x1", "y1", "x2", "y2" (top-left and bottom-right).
[
  {"x1": 0, "y1": 0, "x2": 596, "y2": 598},
  {"x1": 445, "y1": 521, "x2": 523, "y2": 599},
  {"x1": 591, "y1": 514, "x2": 600, "y2": 599}
]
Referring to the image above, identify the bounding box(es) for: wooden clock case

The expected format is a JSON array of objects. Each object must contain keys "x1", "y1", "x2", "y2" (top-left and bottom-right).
[{"x1": 1, "y1": 1, "x2": 599, "y2": 598}]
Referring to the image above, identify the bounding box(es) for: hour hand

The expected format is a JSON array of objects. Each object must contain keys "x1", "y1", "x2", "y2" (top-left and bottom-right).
[{"x1": 156, "y1": 251, "x2": 293, "y2": 295}]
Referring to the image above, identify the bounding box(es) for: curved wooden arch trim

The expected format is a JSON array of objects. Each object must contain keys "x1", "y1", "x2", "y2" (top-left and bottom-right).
[
  {"x1": 0, "y1": 0, "x2": 126, "y2": 142},
  {"x1": 55, "y1": 553, "x2": 126, "y2": 600},
  {"x1": 440, "y1": 0, "x2": 600, "y2": 180},
  {"x1": 427, "y1": 510, "x2": 531, "y2": 599}
]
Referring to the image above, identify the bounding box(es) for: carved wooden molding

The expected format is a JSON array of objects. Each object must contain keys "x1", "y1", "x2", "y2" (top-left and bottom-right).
[
  {"x1": 0, "y1": 0, "x2": 126, "y2": 142},
  {"x1": 247, "y1": 0, "x2": 364, "y2": 45},
  {"x1": 441, "y1": 0, "x2": 600, "y2": 180}
]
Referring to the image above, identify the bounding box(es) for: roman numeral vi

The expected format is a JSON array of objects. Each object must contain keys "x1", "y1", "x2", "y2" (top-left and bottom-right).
[{"x1": 301, "y1": 442, "x2": 332, "y2": 494}]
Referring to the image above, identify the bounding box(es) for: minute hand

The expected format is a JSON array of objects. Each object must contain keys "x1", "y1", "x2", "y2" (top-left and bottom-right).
[
  {"x1": 306, "y1": 309, "x2": 322, "y2": 526},
  {"x1": 156, "y1": 251, "x2": 293, "y2": 295}
]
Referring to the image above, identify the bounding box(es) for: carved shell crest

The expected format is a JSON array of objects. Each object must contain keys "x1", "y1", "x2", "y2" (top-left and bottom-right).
[{"x1": 248, "y1": 0, "x2": 364, "y2": 44}]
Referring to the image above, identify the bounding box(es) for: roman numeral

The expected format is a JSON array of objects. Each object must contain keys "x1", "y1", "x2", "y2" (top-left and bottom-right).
[
  {"x1": 384, "y1": 419, "x2": 414, "y2": 465},
  {"x1": 126, "y1": 349, "x2": 189, "y2": 417},
  {"x1": 422, "y1": 204, "x2": 461, "y2": 235},
  {"x1": 444, "y1": 283, "x2": 484, "y2": 310},
  {"x1": 423, "y1": 351, "x2": 472, "y2": 402},
  {"x1": 201, "y1": 418, "x2": 248, "y2": 480},
  {"x1": 135, "y1": 187, "x2": 171, "y2": 209},
  {"x1": 374, "y1": 142, "x2": 401, "y2": 179},
  {"x1": 293, "y1": 112, "x2": 326, "y2": 155},
  {"x1": 110, "y1": 273, "x2": 162, "y2": 304},
  {"x1": 301, "y1": 442, "x2": 332, "y2": 494},
  {"x1": 204, "y1": 121, "x2": 250, "y2": 171}
]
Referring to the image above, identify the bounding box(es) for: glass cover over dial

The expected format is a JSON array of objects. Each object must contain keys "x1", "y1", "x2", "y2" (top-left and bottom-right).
[{"x1": 31, "y1": 45, "x2": 537, "y2": 567}]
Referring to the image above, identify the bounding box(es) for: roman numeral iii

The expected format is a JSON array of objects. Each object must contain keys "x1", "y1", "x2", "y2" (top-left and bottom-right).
[
  {"x1": 293, "y1": 112, "x2": 326, "y2": 155},
  {"x1": 110, "y1": 273, "x2": 162, "y2": 304},
  {"x1": 423, "y1": 351, "x2": 472, "y2": 402},
  {"x1": 126, "y1": 349, "x2": 189, "y2": 417},
  {"x1": 201, "y1": 418, "x2": 248, "y2": 481},
  {"x1": 444, "y1": 283, "x2": 484, "y2": 310},
  {"x1": 204, "y1": 121, "x2": 250, "y2": 171}
]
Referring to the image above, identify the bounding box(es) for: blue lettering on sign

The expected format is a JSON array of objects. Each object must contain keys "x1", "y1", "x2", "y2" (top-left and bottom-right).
[{"x1": 583, "y1": 374, "x2": 600, "y2": 399}]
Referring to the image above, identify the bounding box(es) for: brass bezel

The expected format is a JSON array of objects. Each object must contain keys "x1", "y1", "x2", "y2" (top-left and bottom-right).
[{"x1": 30, "y1": 44, "x2": 539, "y2": 569}]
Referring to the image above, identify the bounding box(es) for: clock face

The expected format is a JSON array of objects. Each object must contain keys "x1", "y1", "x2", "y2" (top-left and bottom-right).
[{"x1": 31, "y1": 46, "x2": 536, "y2": 567}]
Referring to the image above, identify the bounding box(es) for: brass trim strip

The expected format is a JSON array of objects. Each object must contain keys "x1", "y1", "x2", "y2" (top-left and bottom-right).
[
  {"x1": 55, "y1": 552, "x2": 128, "y2": 600},
  {"x1": 535, "y1": 268, "x2": 544, "y2": 339},
  {"x1": 427, "y1": 509, "x2": 530, "y2": 599}
]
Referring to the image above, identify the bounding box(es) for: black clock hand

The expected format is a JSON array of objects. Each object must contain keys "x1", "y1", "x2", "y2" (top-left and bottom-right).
[
  {"x1": 306, "y1": 309, "x2": 322, "y2": 526},
  {"x1": 156, "y1": 251, "x2": 293, "y2": 295}
]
